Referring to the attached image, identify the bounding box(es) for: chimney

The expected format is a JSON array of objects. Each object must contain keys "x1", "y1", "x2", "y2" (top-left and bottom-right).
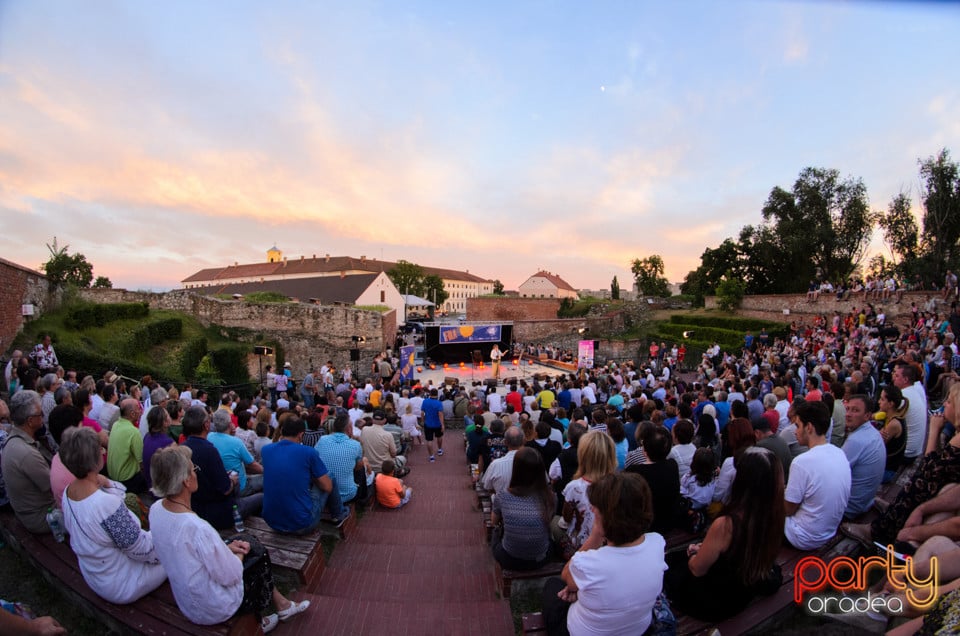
[
  {"x1": 300, "y1": 255, "x2": 304, "y2": 262},
  {"x1": 325, "y1": 254, "x2": 330, "y2": 263},
  {"x1": 360, "y1": 255, "x2": 366, "y2": 263}
]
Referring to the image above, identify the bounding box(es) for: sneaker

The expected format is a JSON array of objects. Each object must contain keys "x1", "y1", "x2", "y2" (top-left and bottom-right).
[
  {"x1": 278, "y1": 599, "x2": 310, "y2": 621},
  {"x1": 395, "y1": 466, "x2": 411, "y2": 478},
  {"x1": 332, "y1": 511, "x2": 351, "y2": 528},
  {"x1": 262, "y1": 614, "x2": 279, "y2": 633},
  {"x1": 429, "y1": 455, "x2": 436, "y2": 462},
  {"x1": 437, "y1": 449, "x2": 444, "y2": 456}
]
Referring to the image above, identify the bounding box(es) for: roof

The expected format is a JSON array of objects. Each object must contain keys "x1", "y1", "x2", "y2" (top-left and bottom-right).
[
  {"x1": 402, "y1": 294, "x2": 435, "y2": 307},
  {"x1": 187, "y1": 273, "x2": 381, "y2": 304},
  {"x1": 525, "y1": 270, "x2": 577, "y2": 292},
  {"x1": 182, "y1": 255, "x2": 492, "y2": 284}
]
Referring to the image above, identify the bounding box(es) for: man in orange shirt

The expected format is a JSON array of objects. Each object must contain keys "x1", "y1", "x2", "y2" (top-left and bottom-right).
[{"x1": 375, "y1": 459, "x2": 412, "y2": 509}]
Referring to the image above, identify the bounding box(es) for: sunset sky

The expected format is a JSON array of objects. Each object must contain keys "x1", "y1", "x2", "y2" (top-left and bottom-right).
[{"x1": 1, "y1": 1, "x2": 958, "y2": 292}]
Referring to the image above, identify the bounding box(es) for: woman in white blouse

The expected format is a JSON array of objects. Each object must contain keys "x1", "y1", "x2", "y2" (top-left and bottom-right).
[
  {"x1": 148, "y1": 445, "x2": 309, "y2": 633},
  {"x1": 59, "y1": 427, "x2": 166, "y2": 604}
]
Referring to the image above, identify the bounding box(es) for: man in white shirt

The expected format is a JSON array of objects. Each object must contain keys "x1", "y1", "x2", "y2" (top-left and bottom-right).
[
  {"x1": 784, "y1": 400, "x2": 851, "y2": 550},
  {"x1": 894, "y1": 363, "x2": 928, "y2": 460},
  {"x1": 481, "y1": 427, "x2": 524, "y2": 494}
]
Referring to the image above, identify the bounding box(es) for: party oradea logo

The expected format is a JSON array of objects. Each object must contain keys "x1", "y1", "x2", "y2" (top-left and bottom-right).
[{"x1": 794, "y1": 544, "x2": 938, "y2": 615}]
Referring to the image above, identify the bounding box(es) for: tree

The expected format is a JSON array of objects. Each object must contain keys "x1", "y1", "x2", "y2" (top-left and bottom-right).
[
  {"x1": 387, "y1": 260, "x2": 425, "y2": 296},
  {"x1": 92, "y1": 276, "x2": 113, "y2": 289},
  {"x1": 610, "y1": 276, "x2": 620, "y2": 300},
  {"x1": 492, "y1": 279, "x2": 504, "y2": 295},
  {"x1": 715, "y1": 273, "x2": 746, "y2": 311},
  {"x1": 630, "y1": 255, "x2": 670, "y2": 297},
  {"x1": 42, "y1": 237, "x2": 94, "y2": 287},
  {"x1": 421, "y1": 274, "x2": 449, "y2": 308},
  {"x1": 878, "y1": 191, "x2": 919, "y2": 267},
  {"x1": 918, "y1": 149, "x2": 960, "y2": 278}
]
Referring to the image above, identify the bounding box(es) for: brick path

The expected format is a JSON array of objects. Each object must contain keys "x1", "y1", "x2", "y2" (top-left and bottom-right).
[{"x1": 286, "y1": 431, "x2": 515, "y2": 635}]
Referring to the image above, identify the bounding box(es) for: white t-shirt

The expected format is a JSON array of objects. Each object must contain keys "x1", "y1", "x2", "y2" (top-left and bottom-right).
[
  {"x1": 567, "y1": 533, "x2": 666, "y2": 636},
  {"x1": 667, "y1": 443, "x2": 695, "y2": 477},
  {"x1": 486, "y1": 392, "x2": 504, "y2": 414},
  {"x1": 902, "y1": 382, "x2": 928, "y2": 459},
  {"x1": 784, "y1": 443, "x2": 851, "y2": 550},
  {"x1": 713, "y1": 456, "x2": 737, "y2": 503}
]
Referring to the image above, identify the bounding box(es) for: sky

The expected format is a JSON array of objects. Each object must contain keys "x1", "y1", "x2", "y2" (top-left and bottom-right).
[{"x1": 1, "y1": 1, "x2": 958, "y2": 292}]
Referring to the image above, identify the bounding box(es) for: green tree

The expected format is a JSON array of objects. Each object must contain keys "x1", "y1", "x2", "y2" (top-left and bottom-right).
[
  {"x1": 492, "y1": 279, "x2": 504, "y2": 295},
  {"x1": 387, "y1": 260, "x2": 425, "y2": 296},
  {"x1": 681, "y1": 238, "x2": 744, "y2": 304},
  {"x1": 610, "y1": 276, "x2": 620, "y2": 300},
  {"x1": 421, "y1": 274, "x2": 449, "y2": 309},
  {"x1": 630, "y1": 255, "x2": 670, "y2": 297},
  {"x1": 715, "y1": 274, "x2": 746, "y2": 311},
  {"x1": 42, "y1": 237, "x2": 94, "y2": 287},
  {"x1": 92, "y1": 276, "x2": 113, "y2": 289},
  {"x1": 918, "y1": 149, "x2": 960, "y2": 278},
  {"x1": 878, "y1": 191, "x2": 919, "y2": 268}
]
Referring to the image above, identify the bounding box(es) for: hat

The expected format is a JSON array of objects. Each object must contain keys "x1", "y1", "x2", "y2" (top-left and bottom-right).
[
  {"x1": 372, "y1": 410, "x2": 386, "y2": 421},
  {"x1": 772, "y1": 386, "x2": 786, "y2": 400},
  {"x1": 284, "y1": 362, "x2": 292, "y2": 368},
  {"x1": 104, "y1": 371, "x2": 118, "y2": 384}
]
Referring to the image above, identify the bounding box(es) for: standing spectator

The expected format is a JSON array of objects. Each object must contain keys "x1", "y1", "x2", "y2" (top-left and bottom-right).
[
  {"x1": 30, "y1": 334, "x2": 58, "y2": 374},
  {"x1": 422, "y1": 388, "x2": 445, "y2": 462}
]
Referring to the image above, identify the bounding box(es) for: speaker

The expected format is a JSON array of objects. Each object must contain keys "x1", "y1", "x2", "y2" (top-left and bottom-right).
[
  {"x1": 349, "y1": 349, "x2": 361, "y2": 361},
  {"x1": 472, "y1": 350, "x2": 483, "y2": 365},
  {"x1": 253, "y1": 346, "x2": 274, "y2": 356},
  {"x1": 484, "y1": 378, "x2": 499, "y2": 389}
]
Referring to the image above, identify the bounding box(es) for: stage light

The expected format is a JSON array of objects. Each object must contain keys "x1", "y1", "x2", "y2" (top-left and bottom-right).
[
  {"x1": 430, "y1": 364, "x2": 437, "y2": 370},
  {"x1": 459, "y1": 362, "x2": 465, "y2": 368},
  {"x1": 416, "y1": 367, "x2": 423, "y2": 373},
  {"x1": 527, "y1": 360, "x2": 534, "y2": 365},
  {"x1": 443, "y1": 363, "x2": 449, "y2": 369},
  {"x1": 512, "y1": 359, "x2": 519, "y2": 366}
]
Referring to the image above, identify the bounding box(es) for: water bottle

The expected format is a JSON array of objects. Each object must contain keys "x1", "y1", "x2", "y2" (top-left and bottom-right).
[
  {"x1": 232, "y1": 505, "x2": 244, "y2": 533},
  {"x1": 46, "y1": 507, "x2": 65, "y2": 543}
]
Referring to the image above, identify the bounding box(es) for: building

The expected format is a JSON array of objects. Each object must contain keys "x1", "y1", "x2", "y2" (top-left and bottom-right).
[
  {"x1": 517, "y1": 271, "x2": 578, "y2": 300},
  {"x1": 181, "y1": 248, "x2": 493, "y2": 316}
]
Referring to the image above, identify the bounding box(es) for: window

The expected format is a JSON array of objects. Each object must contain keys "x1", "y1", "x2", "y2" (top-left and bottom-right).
[{"x1": 380, "y1": 291, "x2": 385, "y2": 302}]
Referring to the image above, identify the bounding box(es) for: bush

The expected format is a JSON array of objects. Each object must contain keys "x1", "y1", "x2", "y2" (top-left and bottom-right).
[
  {"x1": 120, "y1": 318, "x2": 183, "y2": 358},
  {"x1": 208, "y1": 345, "x2": 253, "y2": 388},
  {"x1": 179, "y1": 337, "x2": 208, "y2": 380},
  {"x1": 667, "y1": 314, "x2": 787, "y2": 333},
  {"x1": 656, "y1": 323, "x2": 745, "y2": 350},
  {"x1": 65, "y1": 302, "x2": 149, "y2": 329},
  {"x1": 243, "y1": 292, "x2": 289, "y2": 303},
  {"x1": 716, "y1": 277, "x2": 746, "y2": 312},
  {"x1": 54, "y1": 343, "x2": 156, "y2": 383}
]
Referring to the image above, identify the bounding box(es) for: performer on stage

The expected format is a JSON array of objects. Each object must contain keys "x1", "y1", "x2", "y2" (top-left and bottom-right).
[{"x1": 490, "y1": 344, "x2": 503, "y2": 381}]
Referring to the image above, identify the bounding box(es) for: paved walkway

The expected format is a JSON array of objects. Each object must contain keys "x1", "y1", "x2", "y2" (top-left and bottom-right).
[{"x1": 287, "y1": 431, "x2": 515, "y2": 635}]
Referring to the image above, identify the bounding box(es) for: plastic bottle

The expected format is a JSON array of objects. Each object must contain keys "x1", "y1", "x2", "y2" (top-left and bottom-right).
[
  {"x1": 232, "y1": 505, "x2": 244, "y2": 533},
  {"x1": 46, "y1": 507, "x2": 65, "y2": 543}
]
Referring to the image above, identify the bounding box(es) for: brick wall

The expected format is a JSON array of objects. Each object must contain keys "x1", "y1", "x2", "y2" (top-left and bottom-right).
[
  {"x1": 0, "y1": 258, "x2": 56, "y2": 354},
  {"x1": 467, "y1": 297, "x2": 560, "y2": 321},
  {"x1": 704, "y1": 290, "x2": 946, "y2": 324}
]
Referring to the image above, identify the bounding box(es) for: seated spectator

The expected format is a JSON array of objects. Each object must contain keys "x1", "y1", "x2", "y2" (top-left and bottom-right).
[
  {"x1": 876, "y1": 385, "x2": 907, "y2": 483},
  {"x1": 315, "y1": 414, "x2": 367, "y2": 504},
  {"x1": 625, "y1": 425, "x2": 681, "y2": 534},
  {"x1": 841, "y1": 394, "x2": 886, "y2": 518},
  {"x1": 526, "y1": 421, "x2": 562, "y2": 470},
  {"x1": 142, "y1": 406, "x2": 175, "y2": 491},
  {"x1": 844, "y1": 384, "x2": 960, "y2": 547},
  {"x1": 481, "y1": 426, "x2": 525, "y2": 494},
  {"x1": 48, "y1": 404, "x2": 85, "y2": 507},
  {"x1": 784, "y1": 400, "x2": 851, "y2": 550},
  {"x1": 2, "y1": 390, "x2": 55, "y2": 533},
  {"x1": 666, "y1": 447, "x2": 784, "y2": 621},
  {"x1": 605, "y1": 418, "x2": 628, "y2": 469},
  {"x1": 106, "y1": 399, "x2": 147, "y2": 494},
  {"x1": 680, "y1": 447, "x2": 717, "y2": 512},
  {"x1": 714, "y1": 418, "x2": 755, "y2": 504},
  {"x1": 148, "y1": 446, "x2": 309, "y2": 632},
  {"x1": 375, "y1": 458, "x2": 412, "y2": 509},
  {"x1": 753, "y1": 415, "x2": 792, "y2": 482},
  {"x1": 360, "y1": 410, "x2": 406, "y2": 475},
  {"x1": 541, "y1": 472, "x2": 666, "y2": 635},
  {"x1": 262, "y1": 415, "x2": 349, "y2": 533},
  {"x1": 233, "y1": 410, "x2": 258, "y2": 457},
  {"x1": 61, "y1": 427, "x2": 166, "y2": 603},
  {"x1": 182, "y1": 406, "x2": 262, "y2": 530},
  {"x1": 400, "y1": 403, "x2": 422, "y2": 445},
  {"x1": 208, "y1": 410, "x2": 263, "y2": 497},
  {"x1": 465, "y1": 418, "x2": 489, "y2": 465},
  {"x1": 668, "y1": 418, "x2": 696, "y2": 477},
  {"x1": 490, "y1": 448, "x2": 556, "y2": 571},
  {"x1": 558, "y1": 431, "x2": 617, "y2": 551}
]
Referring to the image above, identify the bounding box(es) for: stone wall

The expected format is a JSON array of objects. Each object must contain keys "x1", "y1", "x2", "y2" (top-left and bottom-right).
[
  {"x1": 0, "y1": 258, "x2": 57, "y2": 353},
  {"x1": 512, "y1": 315, "x2": 625, "y2": 343},
  {"x1": 467, "y1": 297, "x2": 560, "y2": 321},
  {"x1": 78, "y1": 288, "x2": 390, "y2": 377},
  {"x1": 705, "y1": 290, "x2": 945, "y2": 324}
]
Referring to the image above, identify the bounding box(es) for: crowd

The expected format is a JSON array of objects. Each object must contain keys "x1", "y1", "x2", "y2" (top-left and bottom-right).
[{"x1": 3, "y1": 294, "x2": 960, "y2": 634}]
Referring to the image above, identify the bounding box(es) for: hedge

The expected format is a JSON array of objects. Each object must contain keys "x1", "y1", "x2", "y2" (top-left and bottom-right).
[
  {"x1": 120, "y1": 318, "x2": 183, "y2": 358},
  {"x1": 668, "y1": 314, "x2": 788, "y2": 334},
  {"x1": 54, "y1": 343, "x2": 157, "y2": 384},
  {"x1": 179, "y1": 337, "x2": 208, "y2": 380},
  {"x1": 208, "y1": 345, "x2": 253, "y2": 387},
  {"x1": 65, "y1": 302, "x2": 149, "y2": 330},
  {"x1": 656, "y1": 323, "x2": 746, "y2": 350}
]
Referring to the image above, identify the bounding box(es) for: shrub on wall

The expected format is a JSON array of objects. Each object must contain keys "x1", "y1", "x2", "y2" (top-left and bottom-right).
[
  {"x1": 208, "y1": 345, "x2": 252, "y2": 387},
  {"x1": 65, "y1": 302, "x2": 149, "y2": 329},
  {"x1": 120, "y1": 318, "x2": 183, "y2": 358},
  {"x1": 178, "y1": 337, "x2": 208, "y2": 380}
]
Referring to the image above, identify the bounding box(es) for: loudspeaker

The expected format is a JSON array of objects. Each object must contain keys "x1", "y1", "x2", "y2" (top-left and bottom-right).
[
  {"x1": 484, "y1": 378, "x2": 498, "y2": 389},
  {"x1": 472, "y1": 350, "x2": 483, "y2": 365},
  {"x1": 444, "y1": 376, "x2": 458, "y2": 385},
  {"x1": 349, "y1": 349, "x2": 361, "y2": 361},
  {"x1": 593, "y1": 340, "x2": 600, "y2": 351},
  {"x1": 253, "y1": 346, "x2": 274, "y2": 356}
]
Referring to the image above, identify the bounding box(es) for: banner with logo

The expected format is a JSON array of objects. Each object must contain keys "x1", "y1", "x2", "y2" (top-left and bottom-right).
[
  {"x1": 400, "y1": 345, "x2": 416, "y2": 382},
  {"x1": 439, "y1": 324, "x2": 502, "y2": 344},
  {"x1": 578, "y1": 340, "x2": 595, "y2": 369}
]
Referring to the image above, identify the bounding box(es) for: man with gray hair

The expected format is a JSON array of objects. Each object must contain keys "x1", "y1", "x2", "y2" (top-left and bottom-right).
[
  {"x1": 481, "y1": 425, "x2": 525, "y2": 494},
  {"x1": 3, "y1": 350, "x2": 22, "y2": 395},
  {"x1": 40, "y1": 373, "x2": 61, "y2": 425},
  {"x1": 0, "y1": 391, "x2": 55, "y2": 532},
  {"x1": 106, "y1": 398, "x2": 146, "y2": 494},
  {"x1": 208, "y1": 409, "x2": 263, "y2": 495}
]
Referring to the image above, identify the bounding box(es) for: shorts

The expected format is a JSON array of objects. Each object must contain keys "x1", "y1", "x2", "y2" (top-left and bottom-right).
[{"x1": 424, "y1": 427, "x2": 443, "y2": 441}]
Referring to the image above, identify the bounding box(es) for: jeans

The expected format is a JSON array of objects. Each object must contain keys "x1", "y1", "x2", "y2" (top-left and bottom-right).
[
  {"x1": 240, "y1": 474, "x2": 264, "y2": 496},
  {"x1": 296, "y1": 477, "x2": 346, "y2": 534}
]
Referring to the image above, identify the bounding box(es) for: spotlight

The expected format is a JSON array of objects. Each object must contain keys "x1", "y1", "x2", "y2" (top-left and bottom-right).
[
  {"x1": 416, "y1": 367, "x2": 423, "y2": 373},
  {"x1": 512, "y1": 359, "x2": 519, "y2": 366},
  {"x1": 459, "y1": 362, "x2": 465, "y2": 368}
]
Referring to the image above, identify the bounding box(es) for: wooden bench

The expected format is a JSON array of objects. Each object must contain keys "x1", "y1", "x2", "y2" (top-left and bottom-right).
[
  {"x1": 220, "y1": 515, "x2": 326, "y2": 585},
  {"x1": 0, "y1": 509, "x2": 261, "y2": 636},
  {"x1": 496, "y1": 559, "x2": 565, "y2": 599},
  {"x1": 521, "y1": 612, "x2": 547, "y2": 634}
]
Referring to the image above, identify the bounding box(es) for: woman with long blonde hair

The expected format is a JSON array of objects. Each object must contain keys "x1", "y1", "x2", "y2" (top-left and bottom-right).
[{"x1": 560, "y1": 431, "x2": 617, "y2": 549}]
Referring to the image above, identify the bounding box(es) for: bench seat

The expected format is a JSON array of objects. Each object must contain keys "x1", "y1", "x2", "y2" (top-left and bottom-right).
[{"x1": 219, "y1": 515, "x2": 326, "y2": 586}]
